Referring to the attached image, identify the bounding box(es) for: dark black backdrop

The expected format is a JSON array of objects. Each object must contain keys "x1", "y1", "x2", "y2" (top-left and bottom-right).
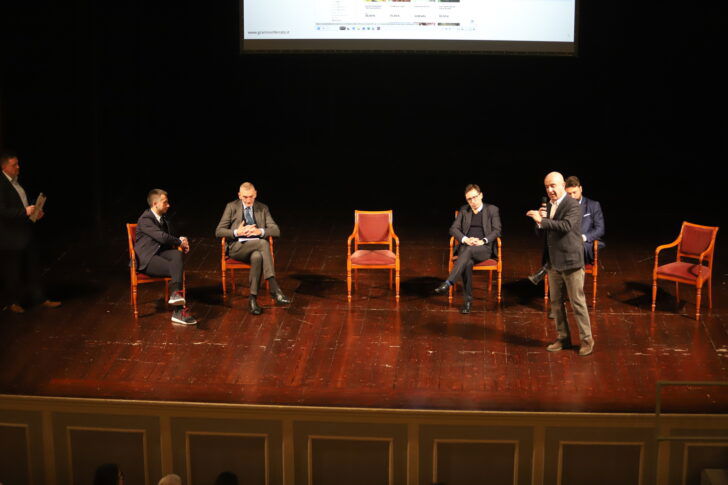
[{"x1": 0, "y1": 1, "x2": 724, "y2": 247}]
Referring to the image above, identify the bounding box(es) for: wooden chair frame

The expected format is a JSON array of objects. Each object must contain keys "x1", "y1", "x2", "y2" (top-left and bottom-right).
[
  {"x1": 126, "y1": 223, "x2": 185, "y2": 318},
  {"x1": 448, "y1": 236, "x2": 503, "y2": 303},
  {"x1": 220, "y1": 236, "x2": 274, "y2": 295},
  {"x1": 346, "y1": 210, "x2": 400, "y2": 301},
  {"x1": 651, "y1": 221, "x2": 718, "y2": 320},
  {"x1": 544, "y1": 240, "x2": 599, "y2": 308}
]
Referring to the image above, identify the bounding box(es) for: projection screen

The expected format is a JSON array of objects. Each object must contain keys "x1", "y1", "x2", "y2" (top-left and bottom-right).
[{"x1": 241, "y1": 0, "x2": 578, "y2": 54}]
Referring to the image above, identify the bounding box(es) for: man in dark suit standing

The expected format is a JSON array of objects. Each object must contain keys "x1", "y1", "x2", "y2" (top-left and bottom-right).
[
  {"x1": 134, "y1": 189, "x2": 196, "y2": 325},
  {"x1": 215, "y1": 182, "x2": 290, "y2": 315},
  {"x1": 0, "y1": 151, "x2": 61, "y2": 313},
  {"x1": 527, "y1": 172, "x2": 594, "y2": 356},
  {"x1": 565, "y1": 176, "x2": 605, "y2": 265},
  {"x1": 435, "y1": 184, "x2": 502, "y2": 314}
]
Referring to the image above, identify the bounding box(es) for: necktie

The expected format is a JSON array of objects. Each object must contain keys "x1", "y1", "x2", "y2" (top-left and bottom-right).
[{"x1": 244, "y1": 207, "x2": 254, "y2": 225}]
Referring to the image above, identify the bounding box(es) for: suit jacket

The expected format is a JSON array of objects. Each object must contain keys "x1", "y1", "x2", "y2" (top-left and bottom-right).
[
  {"x1": 134, "y1": 209, "x2": 182, "y2": 271},
  {"x1": 539, "y1": 195, "x2": 584, "y2": 271},
  {"x1": 450, "y1": 203, "x2": 502, "y2": 260},
  {"x1": 0, "y1": 174, "x2": 33, "y2": 251},
  {"x1": 579, "y1": 196, "x2": 605, "y2": 246},
  {"x1": 215, "y1": 200, "x2": 280, "y2": 254}
]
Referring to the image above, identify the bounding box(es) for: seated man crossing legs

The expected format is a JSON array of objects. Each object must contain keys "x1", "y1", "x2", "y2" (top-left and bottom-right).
[{"x1": 215, "y1": 182, "x2": 290, "y2": 315}]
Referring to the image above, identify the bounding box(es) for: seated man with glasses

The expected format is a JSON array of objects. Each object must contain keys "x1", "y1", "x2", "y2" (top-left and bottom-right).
[{"x1": 435, "y1": 184, "x2": 502, "y2": 314}]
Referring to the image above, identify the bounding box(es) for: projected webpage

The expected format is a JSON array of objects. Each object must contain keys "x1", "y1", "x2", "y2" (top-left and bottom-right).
[{"x1": 244, "y1": 0, "x2": 575, "y2": 43}]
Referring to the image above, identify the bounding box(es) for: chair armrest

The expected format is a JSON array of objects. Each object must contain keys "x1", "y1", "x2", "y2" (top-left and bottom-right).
[
  {"x1": 347, "y1": 232, "x2": 355, "y2": 254},
  {"x1": 390, "y1": 224, "x2": 400, "y2": 255},
  {"x1": 696, "y1": 236, "x2": 717, "y2": 273},
  {"x1": 449, "y1": 236, "x2": 457, "y2": 260},
  {"x1": 654, "y1": 236, "x2": 681, "y2": 270},
  {"x1": 655, "y1": 238, "x2": 680, "y2": 254}
]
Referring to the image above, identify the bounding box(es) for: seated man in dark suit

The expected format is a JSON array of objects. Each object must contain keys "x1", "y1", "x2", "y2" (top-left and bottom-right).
[
  {"x1": 435, "y1": 184, "x2": 502, "y2": 314},
  {"x1": 215, "y1": 182, "x2": 290, "y2": 315},
  {"x1": 565, "y1": 176, "x2": 605, "y2": 265},
  {"x1": 134, "y1": 189, "x2": 196, "y2": 325},
  {"x1": 0, "y1": 150, "x2": 61, "y2": 313}
]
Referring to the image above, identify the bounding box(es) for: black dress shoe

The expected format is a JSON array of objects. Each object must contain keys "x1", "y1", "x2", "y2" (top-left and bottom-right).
[
  {"x1": 460, "y1": 300, "x2": 472, "y2": 314},
  {"x1": 271, "y1": 290, "x2": 291, "y2": 305},
  {"x1": 434, "y1": 282, "x2": 450, "y2": 295},
  {"x1": 249, "y1": 297, "x2": 263, "y2": 315}
]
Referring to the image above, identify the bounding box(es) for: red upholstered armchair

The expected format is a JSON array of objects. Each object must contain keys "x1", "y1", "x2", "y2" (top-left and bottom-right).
[
  {"x1": 126, "y1": 223, "x2": 185, "y2": 318},
  {"x1": 346, "y1": 210, "x2": 400, "y2": 301},
  {"x1": 448, "y1": 211, "x2": 503, "y2": 303},
  {"x1": 652, "y1": 221, "x2": 718, "y2": 319}
]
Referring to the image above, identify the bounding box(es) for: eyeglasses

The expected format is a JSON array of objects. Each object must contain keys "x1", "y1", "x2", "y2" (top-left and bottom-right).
[{"x1": 466, "y1": 193, "x2": 482, "y2": 202}]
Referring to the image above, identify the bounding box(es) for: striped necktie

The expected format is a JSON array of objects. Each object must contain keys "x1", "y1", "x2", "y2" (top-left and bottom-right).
[{"x1": 244, "y1": 206, "x2": 254, "y2": 225}]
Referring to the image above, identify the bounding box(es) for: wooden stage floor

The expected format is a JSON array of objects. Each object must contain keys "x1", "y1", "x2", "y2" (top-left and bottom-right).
[{"x1": 1, "y1": 209, "x2": 726, "y2": 414}]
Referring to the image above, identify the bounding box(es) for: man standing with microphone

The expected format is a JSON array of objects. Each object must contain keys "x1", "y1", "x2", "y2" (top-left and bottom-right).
[{"x1": 526, "y1": 172, "x2": 594, "y2": 356}]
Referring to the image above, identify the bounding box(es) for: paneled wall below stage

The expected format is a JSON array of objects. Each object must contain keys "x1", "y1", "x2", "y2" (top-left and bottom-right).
[{"x1": 0, "y1": 396, "x2": 726, "y2": 485}]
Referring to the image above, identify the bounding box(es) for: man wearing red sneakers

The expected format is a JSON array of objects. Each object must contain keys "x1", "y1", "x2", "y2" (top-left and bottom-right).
[{"x1": 134, "y1": 189, "x2": 196, "y2": 325}]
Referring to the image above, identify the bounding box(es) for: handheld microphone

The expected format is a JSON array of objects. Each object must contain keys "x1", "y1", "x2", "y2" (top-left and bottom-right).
[{"x1": 539, "y1": 196, "x2": 548, "y2": 217}]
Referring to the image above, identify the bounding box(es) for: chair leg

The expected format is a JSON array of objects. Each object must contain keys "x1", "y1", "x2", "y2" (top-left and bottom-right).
[
  {"x1": 592, "y1": 273, "x2": 597, "y2": 308},
  {"x1": 696, "y1": 286, "x2": 702, "y2": 320},
  {"x1": 675, "y1": 282, "x2": 680, "y2": 304},
  {"x1": 497, "y1": 269, "x2": 502, "y2": 303},
  {"x1": 488, "y1": 271, "x2": 493, "y2": 294},
  {"x1": 544, "y1": 274, "x2": 549, "y2": 301},
  {"x1": 708, "y1": 277, "x2": 712, "y2": 309},
  {"x1": 448, "y1": 284, "x2": 453, "y2": 303},
  {"x1": 395, "y1": 269, "x2": 400, "y2": 301},
  {"x1": 347, "y1": 265, "x2": 352, "y2": 302},
  {"x1": 651, "y1": 278, "x2": 657, "y2": 312},
  {"x1": 389, "y1": 269, "x2": 393, "y2": 289},
  {"x1": 164, "y1": 280, "x2": 169, "y2": 305},
  {"x1": 222, "y1": 267, "x2": 227, "y2": 295},
  {"x1": 132, "y1": 284, "x2": 139, "y2": 318}
]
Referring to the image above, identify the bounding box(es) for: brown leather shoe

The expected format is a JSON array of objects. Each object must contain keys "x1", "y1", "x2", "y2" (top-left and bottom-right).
[
  {"x1": 578, "y1": 337, "x2": 595, "y2": 356},
  {"x1": 546, "y1": 339, "x2": 571, "y2": 352},
  {"x1": 41, "y1": 300, "x2": 62, "y2": 309}
]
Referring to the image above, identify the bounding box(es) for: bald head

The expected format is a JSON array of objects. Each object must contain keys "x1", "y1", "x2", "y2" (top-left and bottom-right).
[
  {"x1": 544, "y1": 171, "x2": 566, "y2": 201},
  {"x1": 158, "y1": 474, "x2": 182, "y2": 485}
]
